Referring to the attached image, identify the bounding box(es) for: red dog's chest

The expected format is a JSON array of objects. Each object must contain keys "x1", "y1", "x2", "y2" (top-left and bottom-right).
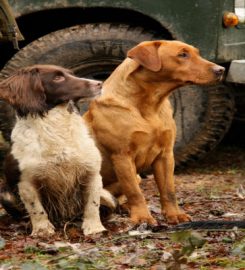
[{"x1": 132, "y1": 127, "x2": 172, "y2": 171}]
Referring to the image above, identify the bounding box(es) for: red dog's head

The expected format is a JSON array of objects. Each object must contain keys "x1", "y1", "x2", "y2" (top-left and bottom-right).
[{"x1": 127, "y1": 40, "x2": 225, "y2": 86}]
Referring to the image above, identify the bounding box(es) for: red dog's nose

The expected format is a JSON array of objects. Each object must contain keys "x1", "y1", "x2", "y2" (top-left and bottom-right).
[{"x1": 212, "y1": 65, "x2": 225, "y2": 77}]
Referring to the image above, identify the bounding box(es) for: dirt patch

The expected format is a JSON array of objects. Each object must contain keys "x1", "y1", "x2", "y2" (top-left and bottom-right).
[{"x1": 0, "y1": 145, "x2": 244, "y2": 269}]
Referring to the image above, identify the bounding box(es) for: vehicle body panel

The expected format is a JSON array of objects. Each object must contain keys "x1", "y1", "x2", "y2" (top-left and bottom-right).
[
  {"x1": 217, "y1": 0, "x2": 245, "y2": 61},
  {"x1": 7, "y1": 0, "x2": 241, "y2": 62}
]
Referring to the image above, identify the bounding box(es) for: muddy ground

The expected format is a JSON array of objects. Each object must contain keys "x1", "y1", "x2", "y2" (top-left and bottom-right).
[{"x1": 0, "y1": 144, "x2": 244, "y2": 270}]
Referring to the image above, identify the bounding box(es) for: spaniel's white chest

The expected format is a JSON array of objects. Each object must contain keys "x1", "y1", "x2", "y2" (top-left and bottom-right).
[{"x1": 11, "y1": 105, "x2": 101, "y2": 170}]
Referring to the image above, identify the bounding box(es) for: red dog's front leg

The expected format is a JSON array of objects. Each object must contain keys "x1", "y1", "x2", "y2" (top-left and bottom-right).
[
  {"x1": 153, "y1": 143, "x2": 191, "y2": 224},
  {"x1": 111, "y1": 153, "x2": 157, "y2": 225}
]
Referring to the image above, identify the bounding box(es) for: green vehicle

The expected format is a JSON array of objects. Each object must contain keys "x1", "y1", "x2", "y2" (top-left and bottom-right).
[{"x1": 0, "y1": 0, "x2": 244, "y2": 167}]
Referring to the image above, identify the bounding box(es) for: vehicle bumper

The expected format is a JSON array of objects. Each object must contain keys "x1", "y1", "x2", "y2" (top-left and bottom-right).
[{"x1": 226, "y1": 60, "x2": 245, "y2": 84}]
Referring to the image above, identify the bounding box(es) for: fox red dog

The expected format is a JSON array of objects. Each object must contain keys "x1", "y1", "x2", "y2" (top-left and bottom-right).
[{"x1": 84, "y1": 40, "x2": 225, "y2": 225}]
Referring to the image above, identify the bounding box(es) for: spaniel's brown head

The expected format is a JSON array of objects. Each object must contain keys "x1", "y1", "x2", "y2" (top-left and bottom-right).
[{"x1": 0, "y1": 65, "x2": 102, "y2": 117}]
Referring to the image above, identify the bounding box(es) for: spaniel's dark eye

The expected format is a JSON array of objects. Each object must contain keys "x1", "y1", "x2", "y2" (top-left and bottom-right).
[
  {"x1": 53, "y1": 75, "x2": 65, "y2": 82},
  {"x1": 178, "y1": 52, "x2": 189, "y2": 58}
]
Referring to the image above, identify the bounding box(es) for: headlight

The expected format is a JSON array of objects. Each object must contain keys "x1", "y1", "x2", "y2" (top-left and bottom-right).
[{"x1": 235, "y1": 0, "x2": 245, "y2": 23}]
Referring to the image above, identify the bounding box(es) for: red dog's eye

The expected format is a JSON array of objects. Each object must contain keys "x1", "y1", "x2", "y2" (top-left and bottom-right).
[
  {"x1": 178, "y1": 52, "x2": 189, "y2": 58},
  {"x1": 53, "y1": 75, "x2": 65, "y2": 82}
]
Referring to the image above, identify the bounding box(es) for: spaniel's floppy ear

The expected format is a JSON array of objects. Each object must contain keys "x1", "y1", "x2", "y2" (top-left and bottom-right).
[
  {"x1": 127, "y1": 41, "x2": 162, "y2": 72},
  {"x1": 0, "y1": 67, "x2": 47, "y2": 117}
]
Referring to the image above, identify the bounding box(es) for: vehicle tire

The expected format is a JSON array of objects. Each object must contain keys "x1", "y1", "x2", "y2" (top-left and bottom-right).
[
  {"x1": 0, "y1": 23, "x2": 235, "y2": 167},
  {"x1": 172, "y1": 84, "x2": 234, "y2": 167}
]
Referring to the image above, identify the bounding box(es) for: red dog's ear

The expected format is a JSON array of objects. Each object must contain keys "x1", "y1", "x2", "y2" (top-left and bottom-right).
[
  {"x1": 0, "y1": 67, "x2": 47, "y2": 117},
  {"x1": 127, "y1": 41, "x2": 162, "y2": 72}
]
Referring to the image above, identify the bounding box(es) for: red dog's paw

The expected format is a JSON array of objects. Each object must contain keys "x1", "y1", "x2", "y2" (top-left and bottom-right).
[
  {"x1": 165, "y1": 211, "x2": 192, "y2": 224},
  {"x1": 130, "y1": 206, "x2": 157, "y2": 225}
]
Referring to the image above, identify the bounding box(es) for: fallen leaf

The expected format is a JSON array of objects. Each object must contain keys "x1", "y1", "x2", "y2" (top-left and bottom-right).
[
  {"x1": 123, "y1": 254, "x2": 147, "y2": 267},
  {"x1": 161, "y1": 251, "x2": 173, "y2": 262},
  {"x1": 0, "y1": 237, "x2": 5, "y2": 250},
  {"x1": 20, "y1": 262, "x2": 47, "y2": 270},
  {"x1": 150, "y1": 264, "x2": 167, "y2": 270},
  {"x1": 170, "y1": 231, "x2": 206, "y2": 256},
  {"x1": 222, "y1": 212, "x2": 243, "y2": 218},
  {"x1": 231, "y1": 237, "x2": 245, "y2": 256},
  {"x1": 236, "y1": 184, "x2": 245, "y2": 199}
]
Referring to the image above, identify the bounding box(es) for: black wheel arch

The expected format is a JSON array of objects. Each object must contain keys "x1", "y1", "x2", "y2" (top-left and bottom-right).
[{"x1": 0, "y1": 6, "x2": 173, "y2": 71}]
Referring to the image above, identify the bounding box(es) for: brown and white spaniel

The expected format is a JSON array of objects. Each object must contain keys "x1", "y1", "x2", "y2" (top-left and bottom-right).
[{"x1": 0, "y1": 64, "x2": 116, "y2": 237}]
